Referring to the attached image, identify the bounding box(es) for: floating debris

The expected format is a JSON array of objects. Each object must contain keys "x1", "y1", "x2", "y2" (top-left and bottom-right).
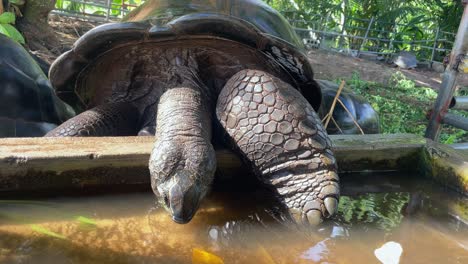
[
  {"x1": 192, "y1": 248, "x2": 224, "y2": 264},
  {"x1": 374, "y1": 241, "x2": 403, "y2": 264}
]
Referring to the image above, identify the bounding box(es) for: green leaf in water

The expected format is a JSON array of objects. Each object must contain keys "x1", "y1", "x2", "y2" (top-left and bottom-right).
[
  {"x1": 30, "y1": 224, "x2": 66, "y2": 239},
  {"x1": 0, "y1": 12, "x2": 15, "y2": 24},
  {"x1": 76, "y1": 216, "x2": 97, "y2": 226}
]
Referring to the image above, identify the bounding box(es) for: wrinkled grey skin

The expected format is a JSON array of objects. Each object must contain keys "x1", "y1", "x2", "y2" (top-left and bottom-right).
[{"x1": 150, "y1": 88, "x2": 216, "y2": 223}]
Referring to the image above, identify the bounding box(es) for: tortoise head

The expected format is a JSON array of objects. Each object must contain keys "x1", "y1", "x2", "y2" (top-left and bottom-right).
[{"x1": 149, "y1": 140, "x2": 216, "y2": 224}]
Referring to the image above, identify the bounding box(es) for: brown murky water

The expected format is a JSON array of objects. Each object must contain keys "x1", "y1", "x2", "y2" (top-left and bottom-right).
[{"x1": 0, "y1": 173, "x2": 467, "y2": 264}]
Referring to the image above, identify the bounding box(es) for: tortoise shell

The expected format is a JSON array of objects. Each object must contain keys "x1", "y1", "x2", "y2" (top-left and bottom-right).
[{"x1": 50, "y1": 0, "x2": 322, "y2": 113}]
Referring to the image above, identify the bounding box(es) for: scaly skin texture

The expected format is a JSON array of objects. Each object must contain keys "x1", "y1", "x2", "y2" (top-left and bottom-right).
[
  {"x1": 149, "y1": 88, "x2": 216, "y2": 224},
  {"x1": 216, "y1": 69, "x2": 339, "y2": 225},
  {"x1": 45, "y1": 103, "x2": 139, "y2": 137}
]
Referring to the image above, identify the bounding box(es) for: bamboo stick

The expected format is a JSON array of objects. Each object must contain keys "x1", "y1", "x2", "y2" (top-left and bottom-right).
[{"x1": 323, "y1": 80, "x2": 346, "y2": 128}]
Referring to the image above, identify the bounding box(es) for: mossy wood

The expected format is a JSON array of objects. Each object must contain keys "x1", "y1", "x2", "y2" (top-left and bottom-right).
[{"x1": 0, "y1": 134, "x2": 466, "y2": 194}]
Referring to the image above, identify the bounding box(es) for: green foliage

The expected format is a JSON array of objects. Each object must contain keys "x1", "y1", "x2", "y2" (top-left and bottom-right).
[
  {"x1": 268, "y1": 0, "x2": 462, "y2": 61},
  {"x1": 55, "y1": 0, "x2": 145, "y2": 18},
  {"x1": 267, "y1": 0, "x2": 462, "y2": 32},
  {"x1": 345, "y1": 72, "x2": 468, "y2": 143},
  {"x1": 0, "y1": 12, "x2": 15, "y2": 24},
  {"x1": 0, "y1": 12, "x2": 24, "y2": 44}
]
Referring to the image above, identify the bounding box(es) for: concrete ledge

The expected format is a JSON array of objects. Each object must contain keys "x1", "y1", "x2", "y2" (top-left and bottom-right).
[
  {"x1": 0, "y1": 134, "x2": 465, "y2": 194},
  {"x1": 421, "y1": 141, "x2": 468, "y2": 194}
]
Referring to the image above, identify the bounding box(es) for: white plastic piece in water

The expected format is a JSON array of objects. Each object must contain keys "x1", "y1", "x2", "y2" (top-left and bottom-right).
[
  {"x1": 330, "y1": 226, "x2": 348, "y2": 238},
  {"x1": 374, "y1": 241, "x2": 403, "y2": 264},
  {"x1": 209, "y1": 228, "x2": 218, "y2": 241},
  {"x1": 301, "y1": 238, "x2": 330, "y2": 262}
]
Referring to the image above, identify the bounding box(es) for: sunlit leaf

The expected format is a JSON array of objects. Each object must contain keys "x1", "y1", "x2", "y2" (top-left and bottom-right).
[
  {"x1": 192, "y1": 248, "x2": 224, "y2": 264},
  {"x1": 0, "y1": 24, "x2": 12, "y2": 38},
  {"x1": 0, "y1": 12, "x2": 15, "y2": 24},
  {"x1": 0, "y1": 24, "x2": 24, "y2": 44},
  {"x1": 9, "y1": 0, "x2": 25, "y2": 5}
]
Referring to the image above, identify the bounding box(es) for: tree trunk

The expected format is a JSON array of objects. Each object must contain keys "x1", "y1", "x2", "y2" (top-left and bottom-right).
[
  {"x1": 22, "y1": 0, "x2": 55, "y2": 25},
  {"x1": 17, "y1": 0, "x2": 62, "y2": 65}
]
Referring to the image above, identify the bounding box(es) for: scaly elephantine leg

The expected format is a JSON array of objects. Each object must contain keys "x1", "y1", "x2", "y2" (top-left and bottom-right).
[
  {"x1": 149, "y1": 88, "x2": 216, "y2": 224},
  {"x1": 45, "y1": 102, "x2": 139, "y2": 137},
  {"x1": 217, "y1": 69, "x2": 339, "y2": 225}
]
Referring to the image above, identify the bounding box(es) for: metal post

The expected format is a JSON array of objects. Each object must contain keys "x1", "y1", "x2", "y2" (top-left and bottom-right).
[
  {"x1": 106, "y1": 0, "x2": 112, "y2": 21},
  {"x1": 357, "y1": 16, "x2": 375, "y2": 58},
  {"x1": 450, "y1": 96, "x2": 468, "y2": 110},
  {"x1": 410, "y1": 32, "x2": 416, "y2": 52},
  {"x1": 388, "y1": 22, "x2": 397, "y2": 61},
  {"x1": 339, "y1": 14, "x2": 347, "y2": 49},
  {"x1": 426, "y1": 1, "x2": 468, "y2": 140},
  {"x1": 430, "y1": 26, "x2": 440, "y2": 66},
  {"x1": 443, "y1": 113, "x2": 468, "y2": 130}
]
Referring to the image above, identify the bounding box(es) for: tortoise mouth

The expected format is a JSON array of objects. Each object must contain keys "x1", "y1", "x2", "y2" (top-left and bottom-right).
[{"x1": 172, "y1": 215, "x2": 193, "y2": 224}]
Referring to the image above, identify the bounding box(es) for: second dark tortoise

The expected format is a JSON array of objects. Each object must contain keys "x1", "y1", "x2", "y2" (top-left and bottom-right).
[
  {"x1": 0, "y1": 34, "x2": 75, "y2": 137},
  {"x1": 46, "y1": 0, "x2": 340, "y2": 226},
  {"x1": 317, "y1": 80, "x2": 380, "y2": 135}
]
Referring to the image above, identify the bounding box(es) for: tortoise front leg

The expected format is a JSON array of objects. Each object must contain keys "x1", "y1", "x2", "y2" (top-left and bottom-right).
[
  {"x1": 216, "y1": 69, "x2": 339, "y2": 225},
  {"x1": 45, "y1": 102, "x2": 139, "y2": 137}
]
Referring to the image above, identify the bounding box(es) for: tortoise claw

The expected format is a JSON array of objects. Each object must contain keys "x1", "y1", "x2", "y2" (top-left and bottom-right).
[
  {"x1": 305, "y1": 210, "x2": 323, "y2": 226},
  {"x1": 324, "y1": 197, "x2": 338, "y2": 217}
]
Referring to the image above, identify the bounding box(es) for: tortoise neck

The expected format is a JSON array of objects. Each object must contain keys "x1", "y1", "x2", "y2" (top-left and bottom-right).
[{"x1": 156, "y1": 87, "x2": 212, "y2": 141}]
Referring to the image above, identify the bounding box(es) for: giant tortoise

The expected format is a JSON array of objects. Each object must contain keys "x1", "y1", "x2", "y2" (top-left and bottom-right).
[
  {"x1": 0, "y1": 34, "x2": 75, "y2": 137},
  {"x1": 46, "y1": 0, "x2": 340, "y2": 226},
  {"x1": 317, "y1": 80, "x2": 380, "y2": 135}
]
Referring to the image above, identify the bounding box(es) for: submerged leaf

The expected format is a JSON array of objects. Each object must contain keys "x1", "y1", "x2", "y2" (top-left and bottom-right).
[
  {"x1": 256, "y1": 246, "x2": 277, "y2": 264},
  {"x1": 192, "y1": 248, "x2": 224, "y2": 264},
  {"x1": 76, "y1": 216, "x2": 97, "y2": 226},
  {"x1": 30, "y1": 225, "x2": 66, "y2": 239}
]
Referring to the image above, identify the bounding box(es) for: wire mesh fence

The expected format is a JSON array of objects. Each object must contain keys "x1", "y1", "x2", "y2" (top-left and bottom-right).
[
  {"x1": 51, "y1": 1, "x2": 455, "y2": 64},
  {"x1": 284, "y1": 11, "x2": 455, "y2": 65},
  {"x1": 52, "y1": 0, "x2": 141, "y2": 21}
]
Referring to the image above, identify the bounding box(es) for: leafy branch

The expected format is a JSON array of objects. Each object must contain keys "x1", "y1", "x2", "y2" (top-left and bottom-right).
[{"x1": 0, "y1": 0, "x2": 25, "y2": 44}]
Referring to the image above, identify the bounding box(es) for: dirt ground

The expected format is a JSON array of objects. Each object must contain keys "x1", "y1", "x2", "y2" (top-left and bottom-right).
[
  {"x1": 34, "y1": 15, "x2": 468, "y2": 90},
  {"x1": 307, "y1": 49, "x2": 468, "y2": 90}
]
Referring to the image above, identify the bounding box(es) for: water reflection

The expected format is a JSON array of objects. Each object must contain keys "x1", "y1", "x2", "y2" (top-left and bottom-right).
[{"x1": 0, "y1": 173, "x2": 467, "y2": 263}]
